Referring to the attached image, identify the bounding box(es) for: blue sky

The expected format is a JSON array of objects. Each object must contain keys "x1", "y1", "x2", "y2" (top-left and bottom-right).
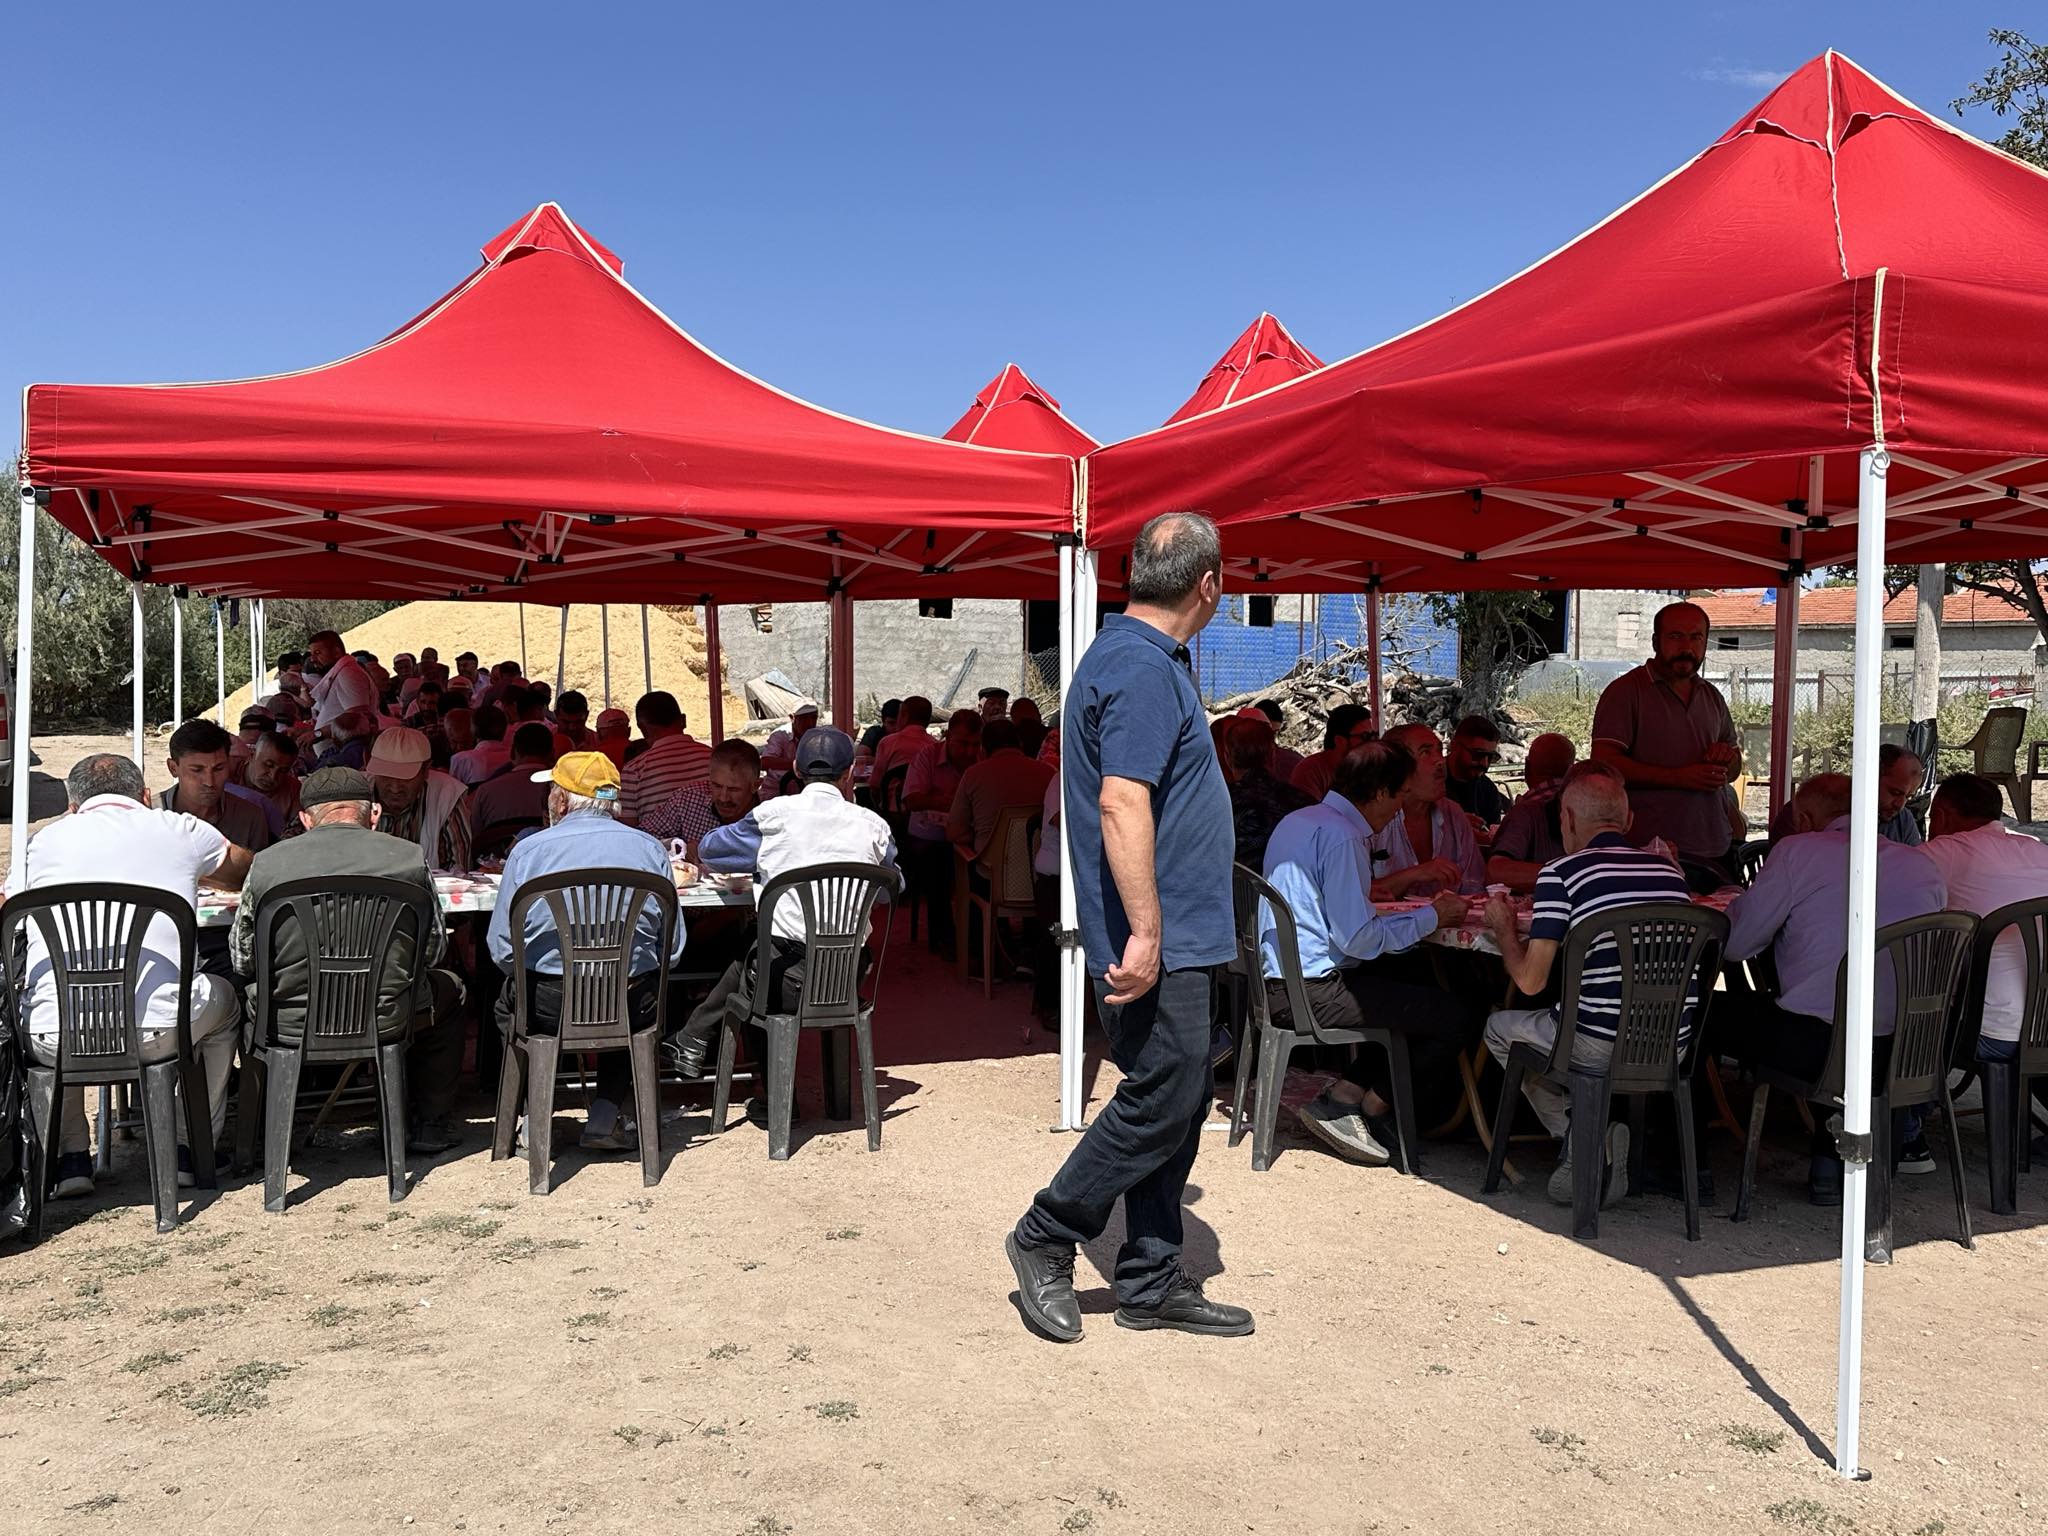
[{"x1": 5, "y1": 3, "x2": 2027, "y2": 447}]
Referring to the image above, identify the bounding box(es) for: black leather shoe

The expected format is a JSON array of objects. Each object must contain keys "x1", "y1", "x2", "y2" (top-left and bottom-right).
[
  {"x1": 1005, "y1": 1232, "x2": 1082, "y2": 1342},
  {"x1": 1114, "y1": 1277, "x2": 1254, "y2": 1337},
  {"x1": 660, "y1": 1033, "x2": 709, "y2": 1079}
]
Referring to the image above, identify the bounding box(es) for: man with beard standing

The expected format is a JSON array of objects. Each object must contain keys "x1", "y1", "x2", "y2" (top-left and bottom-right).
[
  {"x1": 1590, "y1": 600, "x2": 1742, "y2": 886},
  {"x1": 1005, "y1": 511, "x2": 1252, "y2": 1343}
]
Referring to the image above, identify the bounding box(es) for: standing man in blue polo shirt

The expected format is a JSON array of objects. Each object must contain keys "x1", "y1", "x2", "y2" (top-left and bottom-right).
[{"x1": 1006, "y1": 512, "x2": 1253, "y2": 1342}]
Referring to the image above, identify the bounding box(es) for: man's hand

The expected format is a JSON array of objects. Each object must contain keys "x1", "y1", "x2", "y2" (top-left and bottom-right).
[
  {"x1": 1482, "y1": 891, "x2": 1517, "y2": 938},
  {"x1": 1105, "y1": 931, "x2": 1160, "y2": 1006},
  {"x1": 1432, "y1": 890, "x2": 1469, "y2": 930},
  {"x1": 1676, "y1": 760, "x2": 1731, "y2": 791},
  {"x1": 1392, "y1": 858, "x2": 1461, "y2": 896},
  {"x1": 1703, "y1": 741, "x2": 1741, "y2": 767}
]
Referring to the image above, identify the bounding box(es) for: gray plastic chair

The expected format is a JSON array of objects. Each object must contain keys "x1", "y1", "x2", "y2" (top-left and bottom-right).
[
  {"x1": 490, "y1": 870, "x2": 677, "y2": 1193},
  {"x1": 3, "y1": 883, "x2": 216, "y2": 1236},
  {"x1": 236, "y1": 875, "x2": 432, "y2": 1212},
  {"x1": 1733, "y1": 912, "x2": 1977, "y2": 1261},
  {"x1": 1964, "y1": 896, "x2": 2048, "y2": 1215},
  {"x1": 1482, "y1": 902, "x2": 1728, "y2": 1241},
  {"x1": 1228, "y1": 864, "x2": 1422, "y2": 1175},
  {"x1": 712, "y1": 862, "x2": 902, "y2": 1160}
]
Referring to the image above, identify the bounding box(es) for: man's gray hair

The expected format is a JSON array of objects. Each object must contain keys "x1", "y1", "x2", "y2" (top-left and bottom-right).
[
  {"x1": 548, "y1": 787, "x2": 618, "y2": 824},
  {"x1": 1560, "y1": 760, "x2": 1630, "y2": 828},
  {"x1": 66, "y1": 753, "x2": 146, "y2": 807},
  {"x1": 308, "y1": 799, "x2": 374, "y2": 828},
  {"x1": 1127, "y1": 511, "x2": 1222, "y2": 606}
]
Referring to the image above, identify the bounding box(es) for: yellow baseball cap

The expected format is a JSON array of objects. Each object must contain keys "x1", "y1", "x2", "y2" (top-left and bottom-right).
[{"x1": 533, "y1": 750, "x2": 621, "y2": 798}]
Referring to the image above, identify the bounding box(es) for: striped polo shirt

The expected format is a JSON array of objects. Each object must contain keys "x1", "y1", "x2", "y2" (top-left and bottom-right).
[
  {"x1": 1529, "y1": 830, "x2": 1695, "y2": 1044},
  {"x1": 619, "y1": 732, "x2": 711, "y2": 824}
]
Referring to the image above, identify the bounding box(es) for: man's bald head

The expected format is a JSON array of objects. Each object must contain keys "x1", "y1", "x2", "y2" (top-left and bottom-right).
[{"x1": 1794, "y1": 773, "x2": 1854, "y2": 833}]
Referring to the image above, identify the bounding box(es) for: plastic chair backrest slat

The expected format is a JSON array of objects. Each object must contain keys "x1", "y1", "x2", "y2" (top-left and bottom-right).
[
  {"x1": 507, "y1": 870, "x2": 678, "y2": 1047},
  {"x1": 746, "y1": 863, "x2": 903, "y2": 1029},
  {"x1": 254, "y1": 876, "x2": 429, "y2": 1051},
  {"x1": 1, "y1": 883, "x2": 196, "y2": 1078},
  {"x1": 1551, "y1": 902, "x2": 1727, "y2": 1092},
  {"x1": 1825, "y1": 911, "x2": 1979, "y2": 1103}
]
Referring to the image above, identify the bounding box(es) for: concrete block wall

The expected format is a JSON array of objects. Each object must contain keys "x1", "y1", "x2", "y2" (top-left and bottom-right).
[{"x1": 710, "y1": 599, "x2": 1028, "y2": 718}]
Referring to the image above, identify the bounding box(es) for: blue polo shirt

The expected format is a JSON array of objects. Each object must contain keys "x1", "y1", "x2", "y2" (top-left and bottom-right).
[{"x1": 1063, "y1": 613, "x2": 1235, "y2": 977}]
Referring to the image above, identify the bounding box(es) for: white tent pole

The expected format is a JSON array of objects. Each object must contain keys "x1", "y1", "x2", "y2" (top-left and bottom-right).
[
  {"x1": 705, "y1": 604, "x2": 725, "y2": 745},
  {"x1": 247, "y1": 596, "x2": 260, "y2": 711},
  {"x1": 519, "y1": 605, "x2": 529, "y2": 678},
  {"x1": 1365, "y1": 587, "x2": 1384, "y2": 728},
  {"x1": 601, "y1": 605, "x2": 612, "y2": 708},
  {"x1": 1768, "y1": 462, "x2": 1813, "y2": 819},
  {"x1": 215, "y1": 602, "x2": 227, "y2": 724},
  {"x1": 640, "y1": 605, "x2": 653, "y2": 696},
  {"x1": 131, "y1": 584, "x2": 145, "y2": 768},
  {"x1": 1055, "y1": 540, "x2": 1081, "y2": 1130},
  {"x1": 10, "y1": 485, "x2": 40, "y2": 888},
  {"x1": 555, "y1": 605, "x2": 568, "y2": 697},
  {"x1": 171, "y1": 594, "x2": 184, "y2": 730},
  {"x1": 1835, "y1": 444, "x2": 1889, "y2": 1482}
]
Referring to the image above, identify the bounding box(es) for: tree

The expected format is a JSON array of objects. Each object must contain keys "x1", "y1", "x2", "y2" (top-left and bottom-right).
[
  {"x1": 1423, "y1": 588, "x2": 1553, "y2": 721},
  {"x1": 1947, "y1": 31, "x2": 2048, "y2": 648}
]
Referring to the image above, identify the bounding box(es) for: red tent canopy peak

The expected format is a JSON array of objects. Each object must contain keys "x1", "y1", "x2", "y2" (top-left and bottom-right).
[{"x1": 480, "y1": 202, "x2": 624, "y2": 276}]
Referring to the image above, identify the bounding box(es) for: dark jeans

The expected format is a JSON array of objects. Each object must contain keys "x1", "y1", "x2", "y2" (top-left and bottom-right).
[
  {"x1": 1718, "y1": 992, "x2": 1894, "y2": 1157},
  {"x1": 903, "y1": 836, "x2": 956, "y2": 949},
  {"x1": 495, "y1": 971, "x2": 662, "y2": 1111},
  {"x1": 672, "y1": 938, "x2": 811, "y2": 1073},
  {"x1": 411, "y1": 969, "x2": 468, "y2": 1122},
  {"x1": 1267, "y1": 965, "x2": 1470, "y2": 1108},
  {"x1": 1013, "y1": 966, "x2": 1215, "y2": 1308}
]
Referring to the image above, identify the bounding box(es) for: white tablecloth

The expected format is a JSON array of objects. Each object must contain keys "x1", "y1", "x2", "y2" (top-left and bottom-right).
[{"x1": 195, "y1": 871, "x2": 754, "y2": 929}]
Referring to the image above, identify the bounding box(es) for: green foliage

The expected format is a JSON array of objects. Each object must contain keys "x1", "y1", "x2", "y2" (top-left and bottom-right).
[
  {"x1": 1955, "y1": 28, "x2": 2048, "y2": 168},
  {"x1": 2, "y1": 467, "x2": 396, "y2": 727},
  {"x1": 1423, "y1": 590, "x2": 1555, "y2": 717}
]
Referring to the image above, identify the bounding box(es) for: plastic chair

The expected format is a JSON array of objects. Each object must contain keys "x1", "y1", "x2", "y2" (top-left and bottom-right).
[
  {"x1": 956, "y1": 805, "x2": 1040, "y2": 998},
  {"x1": 1733, "y1": 912, "x2": 1977, "y2": 1260},
  {"x1": 1734, "y1": 838, "x2": 1770, "y2": 888},
  {"x1": 1961, "y1": 706, "x2": 2029, "y2": 821},
  {"x1": 2, "y1": 884, "x2": 216, "y2": 1236},
  {"x1": 490, "y1": 871, "x2": 677, "y2": 1193},
  {"x1": 1964, "y1": 896, "x2": 2048, "y2": 1215},
  {"x1": 234, "y1": 876, "x2": 432, "y2": 1213},
  {"x1": 1482, "y1": 903, "x2": 1728, "y2": 1240},
  {"x1": 711, "y1": 862, "x2": 902, "y2": 1160},
  {"x1": 1227, "y1": 864, "x2": 1422, "y2": 1175}
]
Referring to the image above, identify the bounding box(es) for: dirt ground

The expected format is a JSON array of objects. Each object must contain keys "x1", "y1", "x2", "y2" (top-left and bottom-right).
[
  {"x1": 3, "y1": 737, "x2": 2045, "y2": 1533},
  {"x1": 2, "y1": 915, "x2": 2044, "y2": 1534}
]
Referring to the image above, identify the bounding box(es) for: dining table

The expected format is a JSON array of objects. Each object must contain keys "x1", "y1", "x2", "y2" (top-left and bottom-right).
[{"x1": 194, "y1": 867, "x2": 757, "y2": 929}]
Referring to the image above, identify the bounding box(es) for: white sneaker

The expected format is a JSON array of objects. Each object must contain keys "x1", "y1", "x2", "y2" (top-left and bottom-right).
[
  {"x1": 1547, "y1": 1123, "x2": 1631, "y2": 1208},
  {"x1": 1295, "y1": 1091, "x2": 1391, "y2": 1165}
]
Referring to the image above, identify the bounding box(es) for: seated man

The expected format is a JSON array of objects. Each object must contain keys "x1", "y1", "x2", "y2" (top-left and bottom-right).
[
  {"x1": 551, "y1": 690, "x2": 596, "y2": 757},
  {"x1": 160, "y1": 718, "x2": 273, "y2": 853},
  {"x1": 594, "y1": 707, "x2": 632, "y2": 768},
  {"x1": 1254, "y1": 698, "x2": 1304, "y2": 781},
  {"x1": 1367, "y1": 722, "x2": 1487, "y2": 898},
  {"x1": 232, "y1": 729, "x2": 304, "y2": 843},
  {"x1": 488, "y1": 752, "x2": 685, "y2": 1151},
  {"x1": 1225, "y1": 715, "x2": 1312, "y2": 870},
  {"x1": 1262, "y1": 741, "x2": 1471, "y2": 1165},
  {"x1": 1722, "y1": 773, "x2": 1946, "y2": 1203},
  {"x1": 5, "y1": 754, "x2": 253, "y2": 1198},
  {"x1": 368, "y1": 727, "x2": 475, "y2": 874},
  {"x1": 903, "y1": 709, "x2": 980, "y2": 955},
  {"x1": 620, "y1": 691, "x2": 712, "y2": 824},
  {"x1": 870, "y1": 694, "x2": 937, "y2": 791},
  {"x1": 1289, "y1": 703, "x2": 1374, "y2": 802},
  {"x1": 645, "y1": 738, "x2": 763, "y2": 851},
  {"x1": 1481, "y1": 762, "x2": 1695, "y2": 1204},
  {"x1": 947, "y1": 716, "x2": 1055, "y2": 861},
  {"x1": 1443, "y1": 713, "x2": 1509, "y2": 830},
  {"x1": 1010, "y1": 697, "x2": 1047, "y2": 760},
  {"x1": 857, "y1": 699, "x2": 901, "y2": 761},
  {"x1": 449, "y1": 704, "x2": 511, "y2": 786},
  {"x1": 1920, "y1": 772, "x2": 2048, "y2": 1071},
  {"x1": 1767, "y1": 743, "x2": 1926, "y2": 848},
  {"x1": 1485, "y1": 732, "x2": 1578, "y2": 892},
  {"x1": 468, "y1": 723, "x2": 556, "y2": 833},
  {"x1": 977, "y1": 685, "x2": 1011, "y2": 722},
  {"x1": 228, "y1": 767, "x2": 468, "y2": 1153},
  {"x1": 308, "y1": 706, "x2": 377, "y2": 775},
  {"x1": 761, "y1": 702, "x2": 820, "y2": 774},
  {"x1": 661, "y1": 729, "x2": 896, "y2": 1098}
]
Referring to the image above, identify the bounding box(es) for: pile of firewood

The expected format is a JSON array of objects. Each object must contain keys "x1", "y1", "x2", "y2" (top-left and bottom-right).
[{"x1": 1208, "y1": 642, "x2": 1471, "y2": 753}]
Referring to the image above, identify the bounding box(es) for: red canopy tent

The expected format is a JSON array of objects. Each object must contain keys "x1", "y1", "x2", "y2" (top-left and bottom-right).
[
  {"x1": 18, "y1": 204, "x2": 1078, "y2": 607},
  {"x1": 1087, "y1": 54, "x2": 2048, "y2": 594},
  {"x1": 944, "y1": 363, "x2": 1100, "y2": 456},
  {"x1": 1161, "y1": 312, "x2": 1324, "y2": 426}
]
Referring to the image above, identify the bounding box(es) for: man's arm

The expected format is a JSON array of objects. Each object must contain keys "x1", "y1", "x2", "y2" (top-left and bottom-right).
[
  {"x1": 699, "y1": 810, "x2": 763, "y2": 873},
  {"x1": 1484, "y1": 854, "x2": 1545, "y2": 893},
  {"x1": 1589, "y1": 740, "x2": 1730, "y2": 792},
  {"x1": 1099, "y1": 775, "x2": 1160, "y2": 1003},
  {"x1": 1724, "y1": 842, "x2": 1801, "y2": 963},
  {"x1": 944, "y1": 772, "x2": 975, "y2": 848},
  {"x1": 1495, "y1": 924, "x2": 1559, "y2": 997},
  {"x1": 202, "y1": 843, "x2": 254, "y2": 892}
]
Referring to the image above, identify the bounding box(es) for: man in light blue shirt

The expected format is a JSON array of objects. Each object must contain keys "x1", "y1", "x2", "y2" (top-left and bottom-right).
[
  {"x1": 489, "y1": 751, "x2": 685, "y2": 1154},
  {"x1": 1261, "y1": 741, "x2": 1470, "y2": 1166},
  {"x1": 1723, "y1": 773, "x2": 1945, "y2": 1204}
]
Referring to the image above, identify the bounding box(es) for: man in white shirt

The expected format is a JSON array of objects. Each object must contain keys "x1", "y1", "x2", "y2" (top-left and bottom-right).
[
  {"x1": 4, "y1": 754, "x2": 253, "y2": 1200},
  {"x1": 305, "y1": 628, "x2": 378, "y2": 738},
  {"x1": 661, "y1": 728, "x2": 895, "y2": 1096},
  {"x1": 761, "y1": 702, "x2": 820, "y2": 773},
  {"x1": 1921, "y1": 773, "x2": 2048, "y2": 1065}
]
